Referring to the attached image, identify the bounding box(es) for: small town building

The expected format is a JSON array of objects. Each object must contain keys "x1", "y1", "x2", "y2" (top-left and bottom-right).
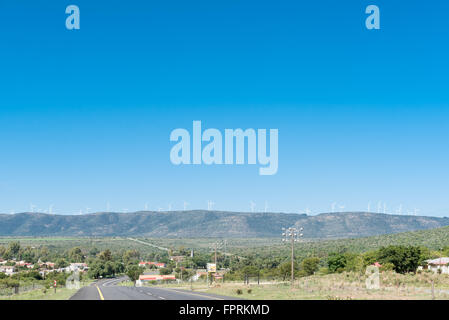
[
  {"x1": 67, "y1": 263, "x2": 88, "y2": 273},
  {"x1": 0, "y1": 265, "x2": 16, "y2": 275},
  {"x1": 419, "y1": 257, "x2": 449, "y2": 274},
  {"x1": 135, "y1": 274, "x2": 176, "y2": 286},
  {"x1": 138, "y1": 261, "x2": 166, "y2": 268}
]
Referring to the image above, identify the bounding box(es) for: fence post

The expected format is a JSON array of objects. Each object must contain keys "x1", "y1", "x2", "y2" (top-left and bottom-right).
[{"x1": 431, "y1": 280, "x2": 435, "y2": 300}]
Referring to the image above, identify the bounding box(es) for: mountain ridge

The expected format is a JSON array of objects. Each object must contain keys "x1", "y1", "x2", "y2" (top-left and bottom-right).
[{"x1": 1, "y1": 210, "x2": 448, "y2": 238}]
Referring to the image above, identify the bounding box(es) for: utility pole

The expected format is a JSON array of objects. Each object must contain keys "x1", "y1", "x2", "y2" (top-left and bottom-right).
[
  {"x1": 282, "y1": 227, "x2": 303, "y2": 288},
  {"x1": 223, "y1": 240, "x2": 227, "y2": 267},
  {"x1": 214, "y1": 242, "x2": 217, "y2": 265},
  {"x1": 180, "y1": 262, "x2": 183, "y2": 282},
  {"x1": 209, "y1": 241, "x2": 224, "y2": 285}
]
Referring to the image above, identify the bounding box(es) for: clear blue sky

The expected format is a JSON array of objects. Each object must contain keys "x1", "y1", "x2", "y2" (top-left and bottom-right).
[{"x1": 0, "y1": 1, "x2": 448, "y2": 216}]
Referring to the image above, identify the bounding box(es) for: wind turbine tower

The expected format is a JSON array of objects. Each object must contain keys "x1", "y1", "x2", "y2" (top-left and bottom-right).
[{"x1": 250, "y1": 201, "x2": 256, "y2": 213}]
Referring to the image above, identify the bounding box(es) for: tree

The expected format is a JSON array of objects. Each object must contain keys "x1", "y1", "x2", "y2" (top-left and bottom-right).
[
  {"x1": 89, "y1": 247, "x2": 99, "y2": 257},
  {"x1": 69, "y1": 247, "x2": 84, "y2": 262},
  {"x1": 114, "y1": 261, "x2": 125, "y2": 274},
  {"x1": 376, "y1": 245, "x2": 422, "y2": 274},
  {"x1": 327, "y1": 253, "x2": 346, "y2": 273},
  {"x1": 39, "y1": 246, "x2": 50, "y2": 262},
  {"x1": 5, "y1": 242, "x2": 21, "y2": 259},
  {"x1": 299, "y1": 257, "x2": 320, "y2": 276},
  {"x1": 192, "y1": 255, "x2": 208, "y2": 269},
  {"x1": 126, "y1": 265, "x2": 144, "y2": 284},
  {"x1": 56, "y1": 258, "x2": 68, "y2": 269},
  {"x1": 8, "y1": 242, "x2": 21, "y2": 256},
  {"x1": 104, "y1": 261, "x2": 116, "y2": 276},
  {"x1": 176, "y1": 267, "x2": 194, "y2": 281},
  {"x1": 88, "y1": 262, "x2": 105, "y2": 279},
  {"x1": 123, "y1": 250, "x2": 140, "y2": 265},
  {"x1": 160, "y1": 267, "x2": 173, "y2": 275},
  {"x1": 98, "y1": 249, "x2": 112, "y2": 262},
  {"x1": 344, "y1": 253, "x2": 364, "y2": 272},
  {"x1": 278, "y1": 261, "x2": 299, "y2": 281}
]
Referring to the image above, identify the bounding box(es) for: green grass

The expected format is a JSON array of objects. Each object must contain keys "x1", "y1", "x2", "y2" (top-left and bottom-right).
[{"x1": 118, "y1": 280, "x2": 135, "y2": 287}]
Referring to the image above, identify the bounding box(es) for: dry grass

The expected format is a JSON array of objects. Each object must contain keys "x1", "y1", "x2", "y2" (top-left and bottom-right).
[{"x1": 156, "y1": 271, "x2": 449, "y2": 300}]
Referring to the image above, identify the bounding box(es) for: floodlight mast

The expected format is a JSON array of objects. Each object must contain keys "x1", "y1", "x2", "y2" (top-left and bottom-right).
[{"x1": 282, "y1": 227, "x2": 304, "y2": 287}]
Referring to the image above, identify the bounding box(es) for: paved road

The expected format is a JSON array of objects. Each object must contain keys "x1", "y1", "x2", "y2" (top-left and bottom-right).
[{"x1": 70, "y1": 277, "x2": 240, "y2": 300}]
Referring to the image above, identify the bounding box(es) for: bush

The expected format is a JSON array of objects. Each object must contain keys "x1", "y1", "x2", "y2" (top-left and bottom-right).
[
  {"x1": 379, "y1": 262, "x2": 395, "y2": 272},
  {"x1": 236, "y1": 289, "x2": 243, "y2": 295},
  {"x1": 247, "y1": 289, "x2": 252, "y2": 294},
  {"x1": 160, "y1": 267, "x2": 173, "y2": 275}
]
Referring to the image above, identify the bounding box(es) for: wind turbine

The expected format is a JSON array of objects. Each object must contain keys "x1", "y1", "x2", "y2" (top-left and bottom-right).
[
  {"x1": 264, "y1": 201, "x2": 268, "y2": 213},
  {"x1": 397, "y1": 204, "x2": 403, "y2": 215},
  {"x1": 250, "y1": 201, "x2": 256, "y2": 213},
  {"x1": 377, "y1": 202, "x2": 381, "y2": 213},
  {"x1": 49, "y1": 204, "x2": 54, "y2": 215},
  {"x1": 123, "y1": 208, "x2": 128, "y2": 213},
  {"x1": 79, "y1": 209, "x2": 83, "y2": 215},
  {"x1": 30, "y1": 203, "x2": 36, "y2": 213},
  {"x1": 339, "y1": 205, "x2": 345, "y2": 212},
  {"x1": 107, "y1": 202, "x2": 111, "y2": 212},
  {"x1": 183, "y1": 201, "x2": 189, "y2": 211},
  {"x1": 331, "y1": 202, "x2": 336, "y2": 213},
  {"x1": 207, "y1": 200, "x2": 215, "y2": 211},
  {"x1": 168, "y1": 203, "x2": 172, "y2": 211},
  {"x1": 86, "y1": 207, "x2": 91, "y2": 214},
  {"x1": 367, "y1": 202, "x2": 371, "y2": 212},
  {"x1": 144, "y1": 203, "x2": 148, "y2": 211},
  {"x1": 305, "y1": 208, "x2": 311, "y2": 215},
  {"x1": 414, "y1": 208, "x2": 420, "y2": 216},
  {"x1": 383, "y1": 203, "x2": 386, "y2": 214}
]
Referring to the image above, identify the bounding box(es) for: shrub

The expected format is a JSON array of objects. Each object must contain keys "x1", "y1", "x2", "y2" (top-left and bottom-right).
[
  {"x1": 247, "y1": 289, "x2": 252, "y2": 294},
  {"x1": 236, "y1": 289, "x2": 243, "y2": 295}
]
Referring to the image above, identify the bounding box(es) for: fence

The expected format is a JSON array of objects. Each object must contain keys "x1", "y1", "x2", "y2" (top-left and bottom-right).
[{"x1": 0, "y1": 283, "x2": 44, "y2": 297}]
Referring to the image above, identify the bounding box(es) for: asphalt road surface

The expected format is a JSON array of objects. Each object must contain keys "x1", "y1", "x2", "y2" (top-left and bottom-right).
[{"x1": 70, "y1": 277, "x2": 240, "y2": 300}]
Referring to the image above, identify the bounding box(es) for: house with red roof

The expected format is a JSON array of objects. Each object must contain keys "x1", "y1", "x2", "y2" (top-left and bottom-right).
[{"x1": 138, "y1": 261, "x2": 166, "y2": 268}]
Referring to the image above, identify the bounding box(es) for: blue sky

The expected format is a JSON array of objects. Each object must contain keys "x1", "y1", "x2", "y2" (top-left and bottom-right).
[{"x1": 0, "y1": 1, "x2": 448, "y2": 216}]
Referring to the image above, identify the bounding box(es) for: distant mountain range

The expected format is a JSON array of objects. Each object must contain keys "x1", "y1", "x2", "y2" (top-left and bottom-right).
[{"x1": 1, "y1": 211, "x2": 449, "y2": 239}]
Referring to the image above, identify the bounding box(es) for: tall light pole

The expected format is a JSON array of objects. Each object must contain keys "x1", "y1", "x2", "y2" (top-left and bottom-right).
[
  {"x1": 282, "y1": 227, "x2": 303, "y2": 287},
  {"x1": 210, "y1": 241, "x2": 226, "y2": 266}
]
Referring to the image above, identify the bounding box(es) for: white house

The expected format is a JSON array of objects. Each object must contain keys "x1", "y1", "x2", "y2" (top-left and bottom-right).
[
  {"x1": 0, "y1": 265, "x2": 16, "y2": 276},
  {"x1": 419, "y1": 257, "x2": 449, "y2": 274},
  {"x1": 66, "y1": 263, "x2": 88, "y2": 273}
]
